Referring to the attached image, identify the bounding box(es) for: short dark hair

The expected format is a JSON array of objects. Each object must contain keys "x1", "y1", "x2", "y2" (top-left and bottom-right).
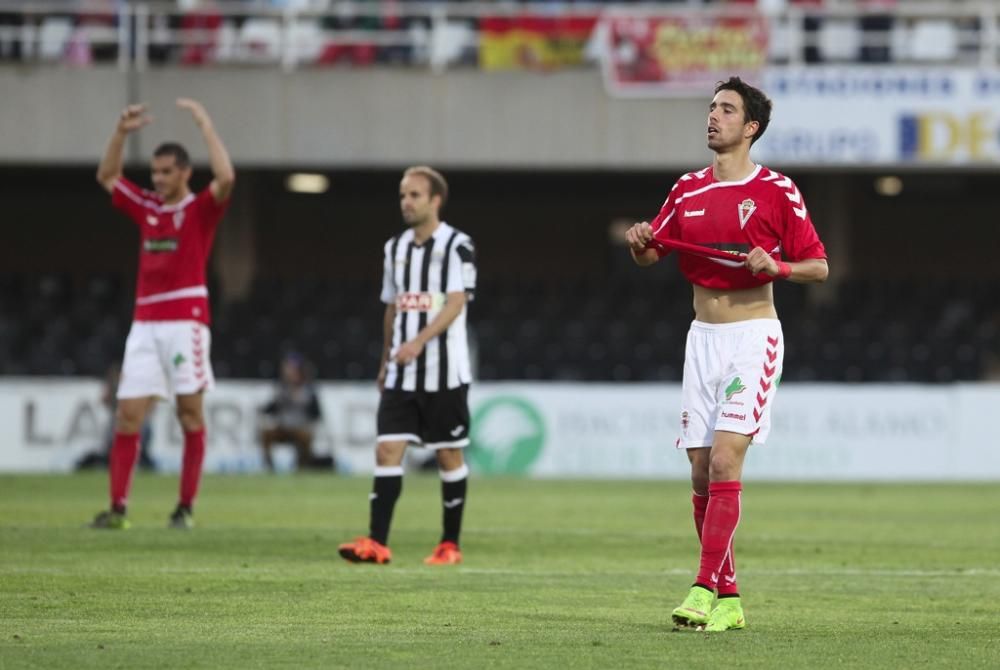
[
  {"x1": 153, "y1": 142, "x2": 191, "y2": 168},
  {"x1": 403, "y1": 165, "x2": 448, "y2": 208},
  {"x1": 714, "y1": 76, "x2": 772, "y2": 145}
]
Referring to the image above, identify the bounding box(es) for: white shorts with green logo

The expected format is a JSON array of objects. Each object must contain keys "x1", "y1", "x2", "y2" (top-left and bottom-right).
[
  {"x1": 117, "y1": 321, "x2": 215, "y2": 401},
  {"x1": 677, "y1": 318, "x2": 784, "y2": 449}
]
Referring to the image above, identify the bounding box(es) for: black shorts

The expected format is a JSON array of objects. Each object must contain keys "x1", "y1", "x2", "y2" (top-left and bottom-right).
[{"x1": 376, "y1": 385, "x2": 470, "y2": 449}]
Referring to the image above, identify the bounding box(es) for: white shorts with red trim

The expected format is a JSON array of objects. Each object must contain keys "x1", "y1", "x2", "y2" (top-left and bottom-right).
[
  {"x1": 117, "y1": 321, "x2": 215, "y2": 401},
  {"x1": 677, "y1": 318, "x2": 784, "y2": 449}
]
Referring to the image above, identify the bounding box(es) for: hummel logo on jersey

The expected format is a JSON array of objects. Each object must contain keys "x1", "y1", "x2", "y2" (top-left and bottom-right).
[
  {"x1": 443, "y1": 498, "x2": 464, "y2": 509},
  {"x1": 683, "y1": 209, "x2": 706, "y2": 217},
  {"x1": 450, "y1": 425, "x2": 465, "y2": 437},
  {"x1": 146, "y1": 215, "x2": 159, "y2": 226},
  {"x1": 738, "y1": 199, "x2": 756, "y2": 229},
  {"x1": 173, "y1": 353, "x2": 186, "y2": 368}
]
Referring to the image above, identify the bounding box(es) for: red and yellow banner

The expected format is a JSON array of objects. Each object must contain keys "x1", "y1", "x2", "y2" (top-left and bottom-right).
[
  {"x1": 601, "y1": 11, "x2": 769, "y2": 97},
  {"x1": 479, "y1": 15, "x2": 598, "y2": 71}
]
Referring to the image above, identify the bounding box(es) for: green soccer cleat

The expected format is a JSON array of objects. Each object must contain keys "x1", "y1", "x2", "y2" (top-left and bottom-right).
[
  {"x1": 702, "y1": 597, "x2": 746, "y2": 632},
  {"x1": 90, "y1": 510, "x2": 130, "y2": 530},
  {"x1": 168, "y1": 505, "x2": 194, "y2": 530},
  {"x1": 671, "y1": 585, "x2": 714, "y2": 628}
]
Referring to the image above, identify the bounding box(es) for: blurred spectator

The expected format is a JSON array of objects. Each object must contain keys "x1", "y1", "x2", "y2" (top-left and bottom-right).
[
  {"x1": 318, "y1": 0, "x2": 378, "y2": 66},
  {"x1": 858, "y1": 0, "x2": 895, "y2": 63},
  {"x1": 259, "y1": 352, "x2": 333, "y2": 471},
  {"x1": 0, "y1": 9, "x2": 23, "y2": 61},
  {"x1": 75, "y1": 0, "x2": 121, "y2": 64},
  {"x1": 179, "y1": 0, "x2": 223, "y2": 66},
  {"x1": 76, "y1": 364, "x2": 156, "y2": 471},
  {"x1": 794, "y1": 0, "x2": 826, "y2": 64}
]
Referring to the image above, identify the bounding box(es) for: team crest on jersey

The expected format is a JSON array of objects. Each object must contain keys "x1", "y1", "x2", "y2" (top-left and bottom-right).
[
  {"x1": 173, "y1": 210, "x2": 185, "y2": 230},
  {"x1": 737, "y1": 199, "x2": 756, "y2": 229}
]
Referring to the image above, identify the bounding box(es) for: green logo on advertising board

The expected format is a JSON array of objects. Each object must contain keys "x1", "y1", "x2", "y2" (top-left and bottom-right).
[{"x1": 469, "y1": 396, "x2": 546, "y2": 475}]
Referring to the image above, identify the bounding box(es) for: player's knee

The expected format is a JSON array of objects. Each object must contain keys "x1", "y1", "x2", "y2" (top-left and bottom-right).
[
  {"x1": 175, "y1": 406, "x2": 204, "y2": 432},
  {"x1": 115, "y1": 404, "x2": 144, "y2": 433},
  {"x1": 436, "y1": 448, "x2": 464, "y2": 471},
  {"x1": 708, "y1": 453, "x2": 738, "y2": 481},
  {"x1": 690, "y1": 471, "x2": 710, "y2": 494},
  {"x1": 375, "y1": 441, "x2": 405, "y2": 466}
]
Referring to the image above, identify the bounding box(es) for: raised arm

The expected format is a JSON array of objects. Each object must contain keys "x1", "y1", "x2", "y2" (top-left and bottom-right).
[
  {"x1": 96, "y1": 104, "x2": 152, "y2": 193},
  {"x1": 176, "y1": 98, "x2": 235, "y2": 204}
]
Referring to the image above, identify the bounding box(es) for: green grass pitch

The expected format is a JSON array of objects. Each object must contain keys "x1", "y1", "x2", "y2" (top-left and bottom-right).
[{"x1": 2, "y1": 474, "x2": 999, "y2": 668}]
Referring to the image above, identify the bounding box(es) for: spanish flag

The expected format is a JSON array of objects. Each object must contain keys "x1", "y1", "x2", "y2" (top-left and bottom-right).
[{"x1": 479, "y1": 15, "x2": 598, "y2": 71}]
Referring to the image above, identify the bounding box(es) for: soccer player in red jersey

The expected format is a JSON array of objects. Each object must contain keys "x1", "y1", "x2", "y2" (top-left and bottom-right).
[
  {"x1": 625, "y1": 77, "x2": 829, "y2": 632},
  {"x1": 90, "y1": 99, "x2": 235, "y2": 530}
]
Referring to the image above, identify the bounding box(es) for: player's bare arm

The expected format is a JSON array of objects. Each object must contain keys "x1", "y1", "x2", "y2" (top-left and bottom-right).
[
  {"x1": 96, "y1": 104, "x2": 153, "y2": 193},
  {"x1": 176, "y1": 98, "x2": 235, "y2": 204},
  {"x1": 625, "y1": 221, "x2": 659, "y2": 267},
  {"x1": 744, "y1": 247, "x2": 828, "y2": 283},
  {"x1": 394, "y1": 291, "x2": 467, "y2": 365},
  {"x1": 377, "y1": 304, "x2": 397, "y2": 392}
]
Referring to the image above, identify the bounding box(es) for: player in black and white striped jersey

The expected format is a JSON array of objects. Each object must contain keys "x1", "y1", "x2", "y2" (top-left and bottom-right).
[{"x1": 339, "y1": 166, "x2": 476, "y2": 566}]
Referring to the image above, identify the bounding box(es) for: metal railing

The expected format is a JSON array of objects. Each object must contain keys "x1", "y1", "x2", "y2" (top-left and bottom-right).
[{"x1": 0, "y1": 1, "x2": 997, "y2": 72}]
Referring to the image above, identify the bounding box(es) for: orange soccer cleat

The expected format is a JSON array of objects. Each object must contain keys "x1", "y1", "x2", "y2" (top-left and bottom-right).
[
  {"x1": 423, "y1": 541, "x2": 463, "y2": 566},
  {"x1": 338, "y1": 536, "x2": 392, "y2": 564}
]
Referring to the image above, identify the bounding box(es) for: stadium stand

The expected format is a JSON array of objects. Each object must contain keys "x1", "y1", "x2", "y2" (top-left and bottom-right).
[
  {"x1": 0, "y1": 1, "x2": 991, "y2": 70},
  {"x1": 1, "y1": 271, "x2": 995, "y2": 383},
  {"x1": 1, "y1": 1, "x2": 997, "y2": 384}
]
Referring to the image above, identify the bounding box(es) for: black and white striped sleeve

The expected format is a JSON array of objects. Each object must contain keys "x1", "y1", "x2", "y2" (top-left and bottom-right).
[
  {"x1": 380, "y1": 237, "x2": 397, "y2": 305},
  {"x1": 446, "y1": 234, "x2": 476, "y2": 301}
]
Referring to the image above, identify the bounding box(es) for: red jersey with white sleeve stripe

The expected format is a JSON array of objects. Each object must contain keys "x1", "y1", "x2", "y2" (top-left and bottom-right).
[
  {"x1": 111, "y1": 177, "x2": 229, "y2": 324},
  {"x1": 650, "y1": 165, "x2": 826, "y2": 290}
]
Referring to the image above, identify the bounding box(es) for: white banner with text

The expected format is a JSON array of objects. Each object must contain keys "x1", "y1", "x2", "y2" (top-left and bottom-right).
[
  {"x1": 755, "y1": 67, "x2": 1000, "y2": 166},
  {"x1": 1, "y1": 379, "x2": 997, "y2": 480}
]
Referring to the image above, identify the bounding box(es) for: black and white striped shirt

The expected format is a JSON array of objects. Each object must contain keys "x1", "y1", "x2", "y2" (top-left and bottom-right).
[{"x1": 381, "y1": 222, "x2": 476, "y2": 392}]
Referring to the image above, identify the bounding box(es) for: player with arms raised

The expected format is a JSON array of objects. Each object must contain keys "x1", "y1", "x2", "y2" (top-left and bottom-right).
[
  {"x1": 90, "y1": 99, "x2": 235, "y2": 530},
  {"x1": 625, "y1": 77, "x2": 828, "y2": 632}
]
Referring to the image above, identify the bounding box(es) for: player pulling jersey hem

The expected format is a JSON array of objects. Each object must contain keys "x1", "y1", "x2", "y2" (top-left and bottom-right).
[{"x1": 624, "y1": 76, "x2": 829, "y2": 632}]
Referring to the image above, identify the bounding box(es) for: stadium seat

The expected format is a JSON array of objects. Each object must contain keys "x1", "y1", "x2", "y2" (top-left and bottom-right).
[
  {"x1": 287, "y1": 19, "x2": 325, "y2": 65},
  {"x1": 38, "y1": 17, "x2": 73, "y2": 61},
  {"x1": 238, "y1": 18, "x2": 282, "y2": 62},
  {"x1": 818, "y1": 19, "x2": 860, "y2": 62},
  {"x1": 428, "y1": 20, "x2": 476, "y2": 70},
  {"x1": 909, "y1": 20, "x2": 958, "y2": 62}
]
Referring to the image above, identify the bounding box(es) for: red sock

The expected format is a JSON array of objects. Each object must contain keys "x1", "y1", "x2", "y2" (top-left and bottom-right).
[
  {"x1": 693, "y1": 491, "x2": 740, "y2": 595},
  {"x1": 692, "y1": 492, "x2": 708, "y2": 540},
  {"x1": 695, "y1": 481, "x2": 742, "y2": 591},
  {"x1": 109, "y1": 432, "x2": 140, "y2": 511},
  {"x1": 717, "y1": 539, "x2": 740, "y2": 596},
  {"x1": 179, "y1": 429, "x2": 206, "y2": 509}
]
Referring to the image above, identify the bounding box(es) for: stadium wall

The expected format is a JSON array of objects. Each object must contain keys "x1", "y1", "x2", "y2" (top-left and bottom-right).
[
  {"x1": 0, "y1": 67, "x2": 708, "y2": 168},
  {"x1": 4, "y1": 378, "x2": 999, "y2": 481}
]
